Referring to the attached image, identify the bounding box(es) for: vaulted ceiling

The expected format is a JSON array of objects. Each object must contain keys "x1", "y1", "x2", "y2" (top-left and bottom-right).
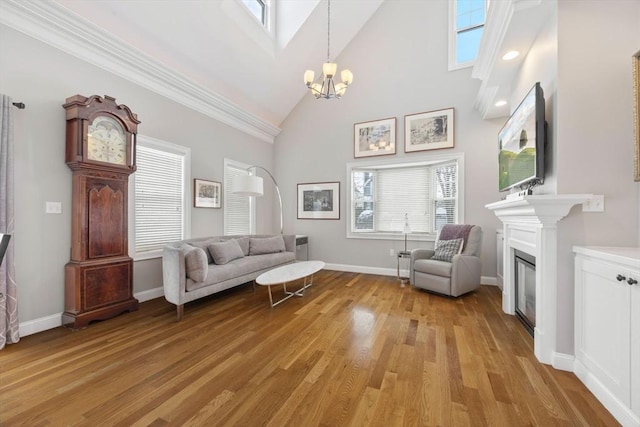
[
  {"x1": 1, "y1": 0, "x2": 556, "y2": 142},
  {"x1": 0, "y1": 0, "x2": 384, "y2": 142}
]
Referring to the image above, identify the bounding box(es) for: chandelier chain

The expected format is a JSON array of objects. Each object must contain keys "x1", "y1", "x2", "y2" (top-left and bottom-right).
[{"x1": 327, "y1": 0, "x2": 331, "y2": 62}]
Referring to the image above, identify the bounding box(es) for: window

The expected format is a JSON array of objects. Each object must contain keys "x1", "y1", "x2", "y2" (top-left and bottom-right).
[
  {"x1": 224, "y1": 158, "x2": 255, "y2": 235},
  {"x1": 449, "y1": 0, "x2": 487, "y2": 70},
  {"x1": 348, "y1": 154, "x2": 464, "y2": 240},
  {"x1": 241, "y1": 0, "x2": 267, "y2": 27},
  {"x1": 130, "y1": 136, "x2": 191, "y2": 259}
]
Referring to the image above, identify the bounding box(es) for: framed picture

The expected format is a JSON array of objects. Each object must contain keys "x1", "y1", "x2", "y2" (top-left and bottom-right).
[
  {"x1": 297, "y1": 182, "x2": 340, "y2": 220},
  {"x1": 404, "y1": 107, "x2": 455, "y2": 152},
  {"x1": 194, "y1": 179, "x2": 221, "y2": 208},
  {"x1": 354, "y1": 117, "x2": 396, "y2": 158},
  {"x1": 634, "y1": 50, "x2": 640, "y2": 181}
]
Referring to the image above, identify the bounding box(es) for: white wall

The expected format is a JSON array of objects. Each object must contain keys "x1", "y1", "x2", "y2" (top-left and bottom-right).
[
  {"x1": 0, "y1": 26, "x2": 275, "y2": 326},
  {"x1": 276, "y1": 0, "x2": 503, "y2": 276}
]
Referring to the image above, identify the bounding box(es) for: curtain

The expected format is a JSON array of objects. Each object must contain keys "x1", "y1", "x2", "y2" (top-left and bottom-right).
[{"x1": 0, "y1": 94, "x2": 19, "y2": 349}]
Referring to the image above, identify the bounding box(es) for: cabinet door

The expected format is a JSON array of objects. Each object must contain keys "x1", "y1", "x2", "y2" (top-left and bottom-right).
[{"x1": 575, "y1": 256, "x2": 631, "y2": 406}]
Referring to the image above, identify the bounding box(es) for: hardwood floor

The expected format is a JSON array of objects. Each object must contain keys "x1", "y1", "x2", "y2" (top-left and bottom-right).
[{"x1": 0, "y1": 270, "x2": 618, "y2": 426}]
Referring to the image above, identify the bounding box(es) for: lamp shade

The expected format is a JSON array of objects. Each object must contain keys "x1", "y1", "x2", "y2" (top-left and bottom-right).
[{"x1": 232, "y1": 174, "x2": 264, "y2": 197}]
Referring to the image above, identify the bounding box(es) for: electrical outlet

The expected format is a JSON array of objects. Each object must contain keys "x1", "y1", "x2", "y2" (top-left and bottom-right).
[
  {"x1": 389, "y1": 248, "x2": 395, "y2": 256},
  {"x1": 582, "y1": 195, "x2": 604, "y2": 212}
]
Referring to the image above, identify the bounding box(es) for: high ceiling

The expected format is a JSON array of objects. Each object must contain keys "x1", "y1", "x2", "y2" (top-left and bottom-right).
[
  {"x1": 1, "y1": 0, "x2": 554, "y2": 141},
  {"x1": 0, "y1": 0, "x2": 383, "y2": 139}
]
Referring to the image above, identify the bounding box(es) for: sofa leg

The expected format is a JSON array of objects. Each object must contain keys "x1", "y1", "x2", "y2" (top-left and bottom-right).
[{"x1": 176, "y1": 304, "x2": 184, "y2": 321}]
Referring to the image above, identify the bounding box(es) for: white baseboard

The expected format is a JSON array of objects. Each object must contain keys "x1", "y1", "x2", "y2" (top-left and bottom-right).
[
  {"x1": 324, "y1": 263, "x2": 398, "y2": 277},
  {"x1": 481, "y1": 276, "x2": 498, "y2": 286},
  {"x1": 552, "y1": 352, "x2": 574, "y2": 372},
  {"x1": 135, "y1": 286, "x2": 164, "y2": 302},
  {"x1": 19, "y1": 312, "x2": 62, "y2": 337},
  {"x1": 574, "y1": 359, "x2": 640, "y2": 427},
  {"x1": 18, "y1": 286, "x2": 165, "y2": 337}
]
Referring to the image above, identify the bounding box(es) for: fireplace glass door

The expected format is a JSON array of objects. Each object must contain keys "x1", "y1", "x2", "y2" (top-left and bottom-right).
[{"x1": 515, "y1": 250, "x2": 536, "y2": 336}]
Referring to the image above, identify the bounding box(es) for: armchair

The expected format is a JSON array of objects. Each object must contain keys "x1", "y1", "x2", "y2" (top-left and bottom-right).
[{"x1": 410, "y1": 224, "x2": 482, "y2": 297}]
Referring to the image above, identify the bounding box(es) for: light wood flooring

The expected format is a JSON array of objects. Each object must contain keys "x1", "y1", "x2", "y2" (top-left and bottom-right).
[{"x1": 0, "y1": 270, "x2": 618, "y2": 426}]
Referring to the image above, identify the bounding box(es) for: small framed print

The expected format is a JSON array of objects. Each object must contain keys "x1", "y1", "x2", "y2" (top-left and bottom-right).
[
  {"x1": 354, "y1": 117, "x2": 397, "y2": 158},
  {"x1": 404, "y1": 107, "x2": 455, "y2": 152},
  {"x1": 297, "y1": 182, "x2": 340, "y2": 220},
  {"x1": 194, "y1": 179, "x2": 221, "y2": 208}
]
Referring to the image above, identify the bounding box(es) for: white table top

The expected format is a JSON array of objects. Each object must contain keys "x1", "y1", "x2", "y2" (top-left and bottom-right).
[{"x1": 256, "y1": 260, "x2": 325, "y2": 286}]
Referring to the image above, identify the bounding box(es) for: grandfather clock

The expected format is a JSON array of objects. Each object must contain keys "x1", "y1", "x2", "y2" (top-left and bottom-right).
[{"x1": 62, "y1": 94, "x2": 140, "y2": 329}]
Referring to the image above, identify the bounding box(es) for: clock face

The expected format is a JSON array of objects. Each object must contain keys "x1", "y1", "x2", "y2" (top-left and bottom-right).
[{"x1": 87, "y1": 116, "x2": 127, "y2": 165}]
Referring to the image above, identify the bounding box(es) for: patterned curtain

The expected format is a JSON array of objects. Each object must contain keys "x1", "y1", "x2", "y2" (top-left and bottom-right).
[{"x1": 0, "y1": 94, "x2": 19, "y2": 349}]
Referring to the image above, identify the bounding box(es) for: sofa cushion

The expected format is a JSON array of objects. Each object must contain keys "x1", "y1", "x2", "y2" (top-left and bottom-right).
[
  {"x1": 431, "y1": 238, "x2": 463, "y2": 262},
  {"x1": 183, "y1": 246, "x2": 208, "y2": 282},
  {"x1": 249, "y1": 236, "x2": 285, "y2": 255},
  {"x1": 188, "y1": 238, "x2": 218, "y2": 264},
  {"x1": 208, "y1": 239, "x2": 245, "y2": 265},
  {"x1": 231, "y1": 236, "x2": 250, "y2": 256}
]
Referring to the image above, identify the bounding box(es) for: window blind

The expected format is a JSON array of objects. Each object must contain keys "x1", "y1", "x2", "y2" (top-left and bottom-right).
[
  {"x1": 377, "y1": 166, "x2": 430, "y2": 233},
  {"x1": 134, "y1": 144, "x2": 185, "y2": 253},
  {"x1": 224, "y1": 161, "x2": 251, "y2": 235}
]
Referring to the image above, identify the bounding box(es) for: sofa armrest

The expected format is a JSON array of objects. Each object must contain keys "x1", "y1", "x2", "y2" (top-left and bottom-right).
[
  {"x1": 162, "y1": 244, "x2": 187, "y2": 305},
  {"x1": 410, "y1": 249, "x2": 435, "y2": 284}
]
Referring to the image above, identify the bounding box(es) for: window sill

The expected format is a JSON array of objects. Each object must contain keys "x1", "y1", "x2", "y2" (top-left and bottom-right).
[
  {"x1": 133, "y1": 250, "x2": 162, "y2": 261},
  {"x1": 346, "y1": 232, "x2": 436, "y2": 242}
]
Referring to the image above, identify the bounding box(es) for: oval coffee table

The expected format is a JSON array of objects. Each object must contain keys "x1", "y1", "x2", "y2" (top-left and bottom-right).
[{"x1": 255, "y1": 260, "x2": 325, "y2": 307}]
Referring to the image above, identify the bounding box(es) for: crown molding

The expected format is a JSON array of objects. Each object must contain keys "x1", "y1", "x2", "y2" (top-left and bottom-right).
[{"x1": 0, "y1": 0, "x2": 280, "y2": 143}]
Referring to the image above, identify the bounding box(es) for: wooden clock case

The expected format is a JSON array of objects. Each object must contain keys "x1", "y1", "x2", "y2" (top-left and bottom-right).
[{"x1": 62, "y1": 94, "x2": 140, "y2": 329}]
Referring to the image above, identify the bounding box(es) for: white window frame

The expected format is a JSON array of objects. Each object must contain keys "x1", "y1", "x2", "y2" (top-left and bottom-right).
[
  {"x1": 240, "y1": 0, "x2": 269, "y2": 29},
  {"x1": 224, "y1": 158, "x2": 256, "y2": 235},
  {"x1": 346, "y1": 153, "x2": 465, "y2": 241},
  {"x1": 221, "y1": 0, "x2": 275, "y2": 55},
  {"x1": 129, "y1": 135, "x2": 191, "y2": 261},
  {"x1": 448, "y1": 0, "x2": 487, "y2": 71}
]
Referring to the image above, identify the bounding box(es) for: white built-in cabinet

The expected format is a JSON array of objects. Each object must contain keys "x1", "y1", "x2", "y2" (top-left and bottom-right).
[{"x1": 574, "y1": 246, "x2": 640, "y2": 427}]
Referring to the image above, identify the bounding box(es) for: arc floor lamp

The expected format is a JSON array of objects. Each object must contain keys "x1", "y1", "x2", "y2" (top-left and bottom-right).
[{"x1": 232, "y1": 166, "x2": 283, "y2": 234}]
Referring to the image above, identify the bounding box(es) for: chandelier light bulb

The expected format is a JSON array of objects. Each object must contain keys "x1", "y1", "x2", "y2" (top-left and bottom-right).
[
  {"x1": 304, "y1": 70, "x2": 315, "y2": 85},
  {"x1": 323, "y1": 62, "x2": 337, "y2": 78}
]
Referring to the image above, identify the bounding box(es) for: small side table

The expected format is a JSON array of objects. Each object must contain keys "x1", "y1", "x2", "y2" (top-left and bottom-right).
[{"x1": 397, "y1": 250, "x2": 411, "y2": 286}]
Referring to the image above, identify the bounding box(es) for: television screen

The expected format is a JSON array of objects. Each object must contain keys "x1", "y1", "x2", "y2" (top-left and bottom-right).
[{"x1": 498, "y1": 82, "x2": 545, "y2": 192}]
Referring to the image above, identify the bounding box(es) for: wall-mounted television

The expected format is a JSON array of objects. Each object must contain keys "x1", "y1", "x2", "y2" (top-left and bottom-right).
[{"x1": 498, "y1": 82, "x2": 546, "y2": 192}]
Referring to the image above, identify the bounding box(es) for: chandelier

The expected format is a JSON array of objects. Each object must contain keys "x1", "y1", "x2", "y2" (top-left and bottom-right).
[{"x1": 303, "y1": 0, "x2": 353, "y2": 99}]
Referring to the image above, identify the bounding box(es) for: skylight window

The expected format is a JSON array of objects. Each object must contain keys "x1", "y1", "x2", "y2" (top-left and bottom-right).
[
  {"x1": 242, "y1": 0, "x2": 267, "y2": 27},
  {"x1": 449, "y1": 0, "x2": 487, "y2": 70}
]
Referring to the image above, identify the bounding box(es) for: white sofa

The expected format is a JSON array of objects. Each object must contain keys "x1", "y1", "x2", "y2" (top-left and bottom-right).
[{"x1": 162, "y1": 234, "x2": 296, "y2": 320}]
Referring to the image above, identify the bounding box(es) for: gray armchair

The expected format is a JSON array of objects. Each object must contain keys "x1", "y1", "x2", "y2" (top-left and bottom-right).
[{"x1": 410, "y1": 224, "x2": 482, "y2": 297}]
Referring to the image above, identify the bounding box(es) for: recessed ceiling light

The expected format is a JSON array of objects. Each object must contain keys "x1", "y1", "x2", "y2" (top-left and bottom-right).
[
  {"x1": 502, "y1": 51, "x2": 520, "y2": 61},
  {"x1": 495, "y1": 100, "x2": 507, "y2": 107}
]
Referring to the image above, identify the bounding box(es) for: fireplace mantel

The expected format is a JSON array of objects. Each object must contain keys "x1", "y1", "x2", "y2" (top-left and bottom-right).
[{"x1": 486, "y1": 194, "x2": 591, "y2": 366}]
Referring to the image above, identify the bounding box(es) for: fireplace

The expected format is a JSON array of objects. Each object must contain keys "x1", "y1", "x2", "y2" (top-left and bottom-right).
[
  {"x1": 486, "y1": 194, "x2": 591, "y2": 366},
  {"x1": 514, "y1": 250, "x2": 536, "y2": 336}
]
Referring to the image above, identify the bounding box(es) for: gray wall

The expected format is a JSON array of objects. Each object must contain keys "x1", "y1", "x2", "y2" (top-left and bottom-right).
[
  {"x1": 0, "y1": 26, "x2": 275, "y2": 324},
  {"x1": 553, "y1": 0, "x2": 640, "y2": 355},
  {"x1": 276, "y1": 0, "x2": 503, "y2": 276}
]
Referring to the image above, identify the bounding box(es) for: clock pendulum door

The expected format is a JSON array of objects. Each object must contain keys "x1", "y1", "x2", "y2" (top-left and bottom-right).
[{"x1": 62, "y1": 94, "x2": 140, "y2": 329}]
